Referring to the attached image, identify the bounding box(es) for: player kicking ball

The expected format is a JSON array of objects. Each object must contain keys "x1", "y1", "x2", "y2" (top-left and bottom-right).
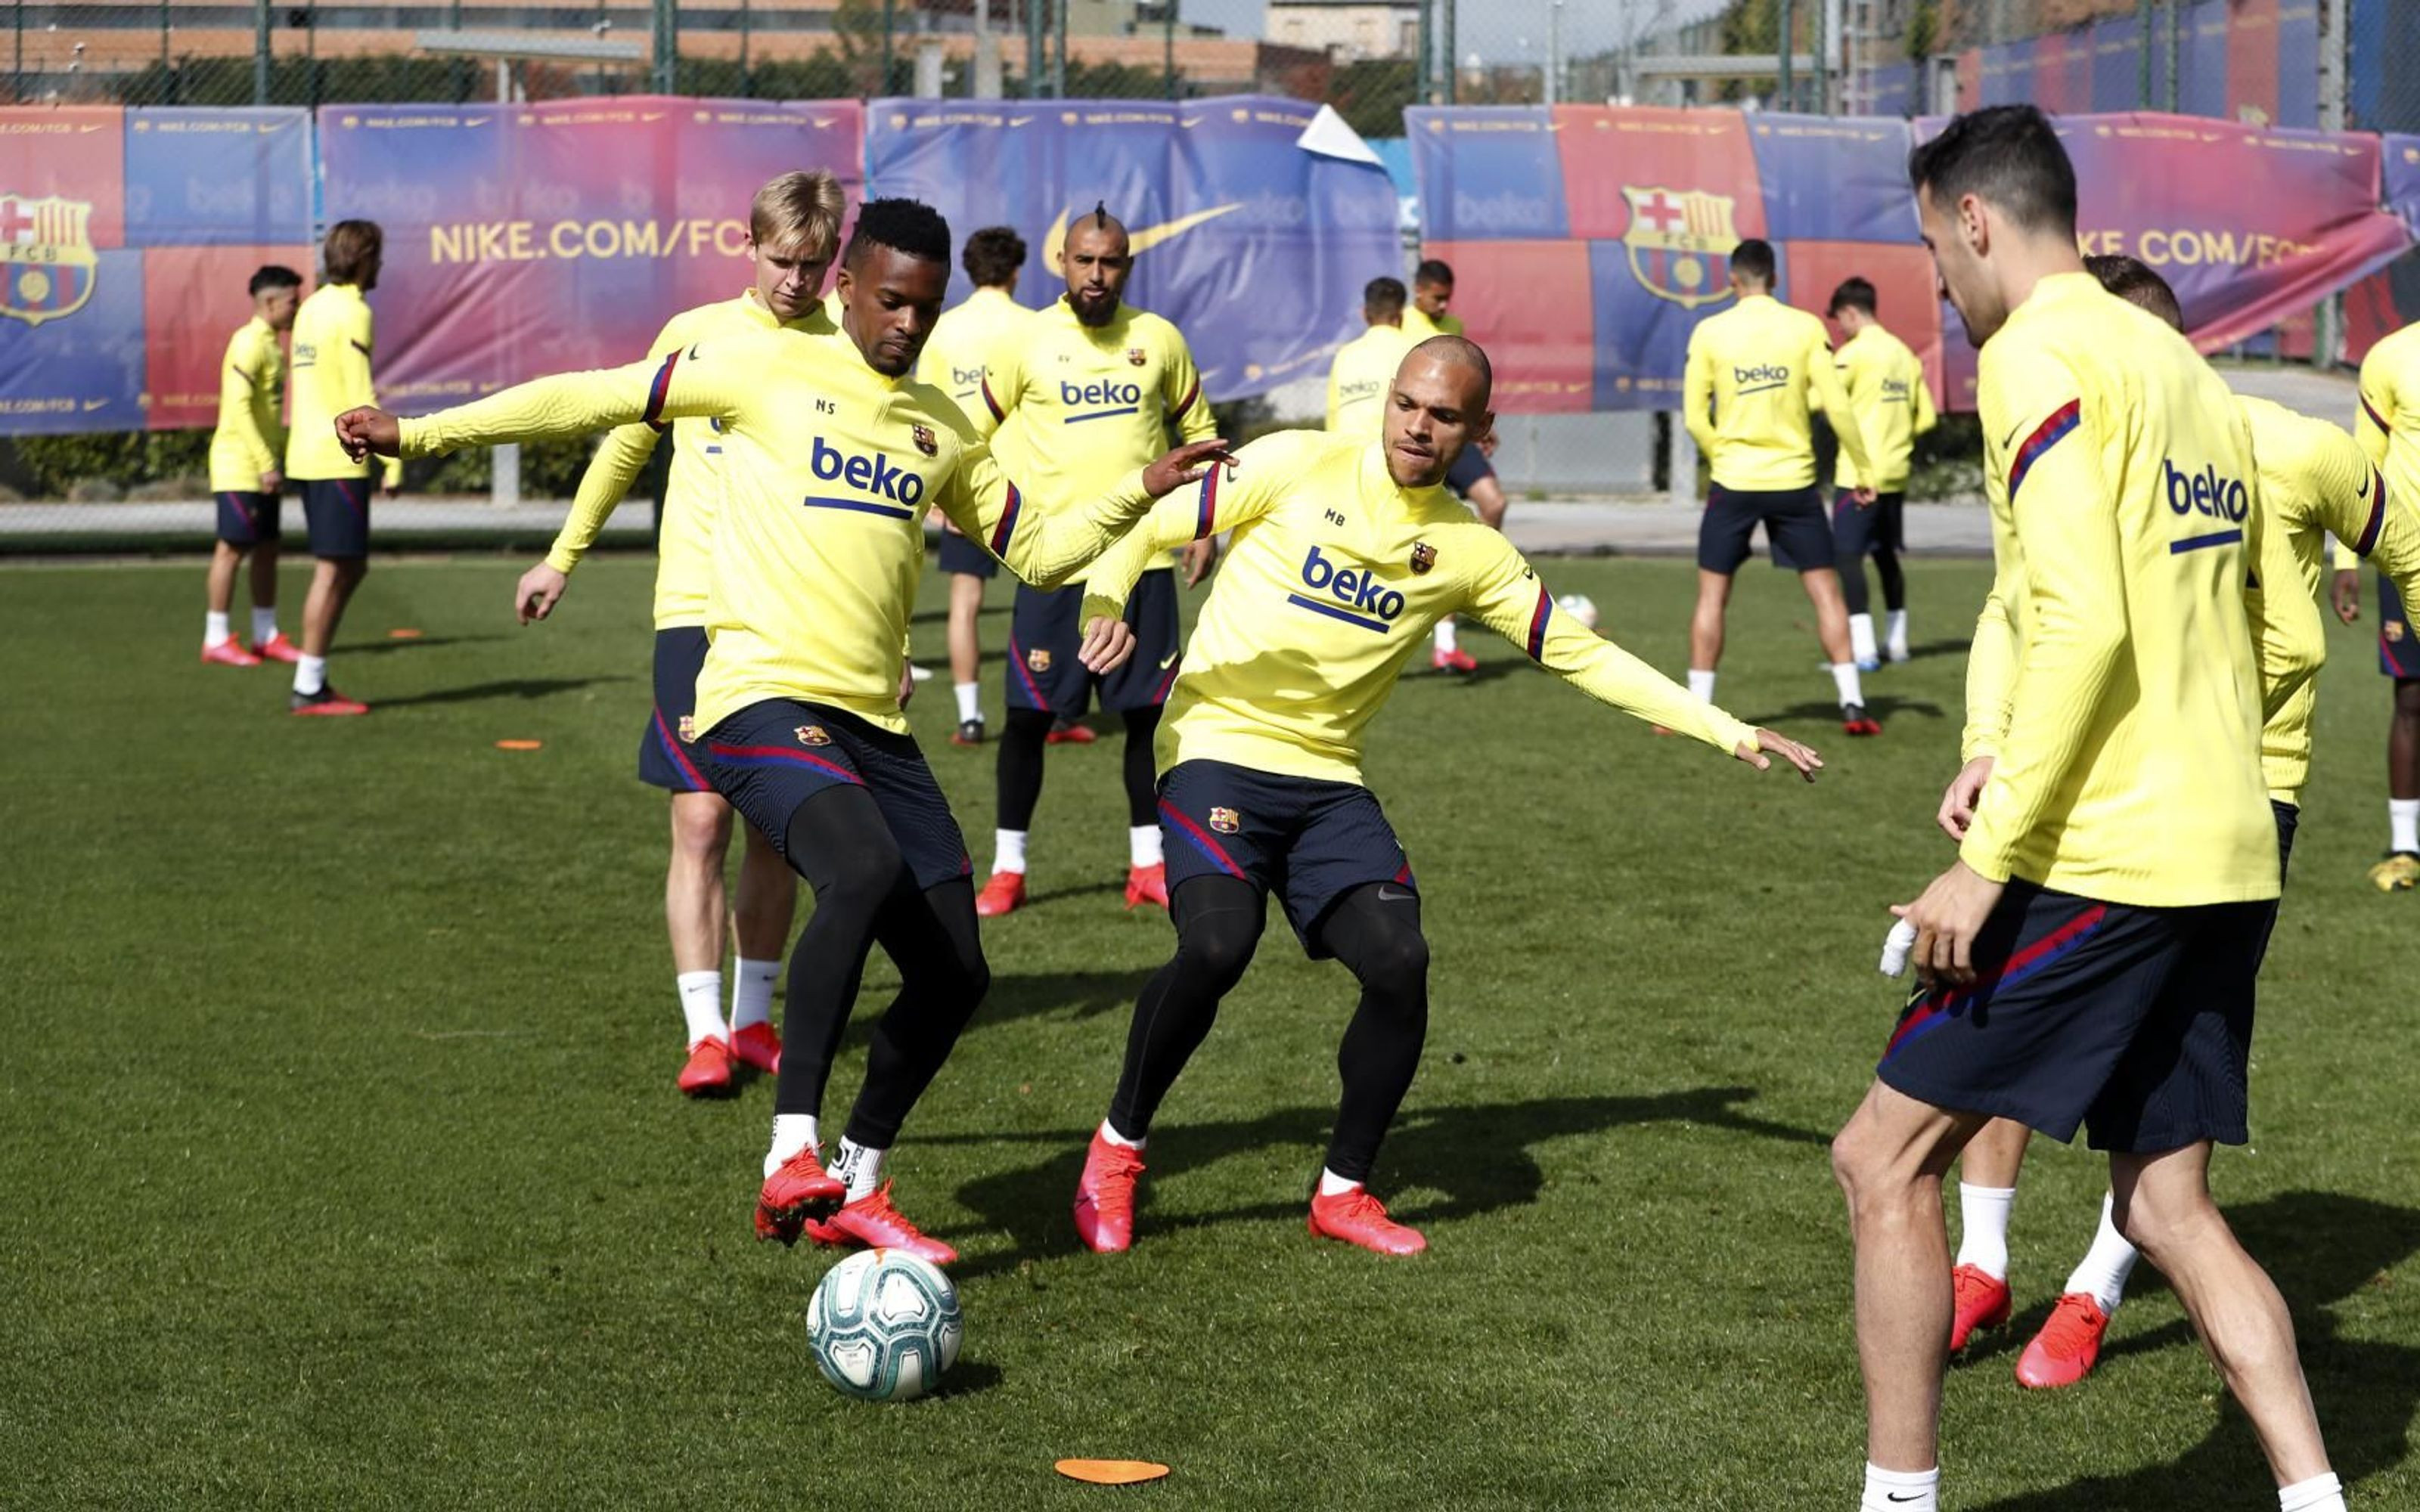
[{"x1": 1064, "y1": 334, "x2": 1821, "y2": 1259}]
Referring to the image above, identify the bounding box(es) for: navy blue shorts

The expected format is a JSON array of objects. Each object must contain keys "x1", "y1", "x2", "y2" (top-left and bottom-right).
[
  {"x1": 1157, "y1": 758, "x2": 1414, "y2": 956},
  {"x1": 1876, "y1": 878, "x2": 2272, "y2": 1153},
  {"x1": 937, "y1": 528, "x2": 997, "y2": 580},
  {"x1": 701, "y1": 699, "x2": 972, "y2": 891},
  {"x1": 638, "y1": 626, "x2": 713, "y2": 794},
  {"x1": 1832, "y1": 488, "x2": 1904, "y2": 556},
  {"x1": 1701, "y1": 484, "x2": 1834, "y2": 575},
  {"x1": 1005, "y1": 570, "x2": 1181, "y2": 717},
  {"x1": 1444, "y1": 444, "x2": 1496, "y2": 497},
  {"x1": 2379, "y1": 572, "x2": 2420, "y2": 679},
  {"x1": 216, "y1": 490, "x2": 281, "y2": 547},
  {"x1": 298, "y1": 477, "x2": 372, "y2": 559}
]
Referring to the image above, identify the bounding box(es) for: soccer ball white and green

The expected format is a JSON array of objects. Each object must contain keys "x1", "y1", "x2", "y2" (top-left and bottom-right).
[
  {"x1": 807, "y1": 1248, "x2": 963, "y2": 1402},
  {"x1": 1556, "y1": 593, "x2": 1599, "y2": 631}
]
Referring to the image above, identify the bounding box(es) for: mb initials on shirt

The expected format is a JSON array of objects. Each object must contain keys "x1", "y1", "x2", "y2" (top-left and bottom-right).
[{"x1": 1291, "y1": 544, "x2": 1407, "y2": 633}]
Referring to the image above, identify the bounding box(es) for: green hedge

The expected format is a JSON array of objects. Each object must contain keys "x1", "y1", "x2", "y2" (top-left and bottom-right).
[{"x1": 7, "y1": 429, "x2": 606, "y2": 501}]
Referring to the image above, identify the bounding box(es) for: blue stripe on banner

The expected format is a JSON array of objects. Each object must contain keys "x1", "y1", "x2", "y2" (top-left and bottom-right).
[
  {"x1": 2171, "y1": 528, "x2": 2243, "y2": 554},
  {"x1": 1285, "y1": 593, "x2": 1392, "y2": 634},
  {"x1": 801, "y1": 496, "x2": 917, "y2": 521},
  {"x1": 1066, "y1": 407, "x2": 1140, "y2": 423}
]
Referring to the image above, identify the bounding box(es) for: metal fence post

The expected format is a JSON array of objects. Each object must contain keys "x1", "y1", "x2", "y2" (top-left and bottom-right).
[
  {"x1": 2136, "y1": 0, "x2": 2151, "y2": 107},
  {"x1": 1416, "y1": 0, "x2": 1431, "y2": 106},
  {"x1": 2164, "y1": 0, "x2": 2180, "y2": 112},
  {"x1": 2318, "y1": 0, "x2": 2348, "y2": 364},
  {"x1": 1165, "y1": 0, "x2": 1176, "y2": 100},
  {"x1": 883, "y1": 0, "x2": 895, "y2": 94},
  {"x1": 1779, "y1": 0, "x2": 1795, "y2": 107},
  {"x1": 1052, "y1": 0, "x2": 1066, "y2": 98},
  {"x1": 254, "y1": 0, "x2": 270, "y2": 104},
  {"x1": 1441, "y1": 0, "x2": 1455, "y2": 104}
]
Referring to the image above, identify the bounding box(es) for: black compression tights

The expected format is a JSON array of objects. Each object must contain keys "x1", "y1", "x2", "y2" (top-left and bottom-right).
[
  {"x1": 772, "y1": 786, "x2": 990, "y2": 1149},
  {"x1": 1874, "y1": 546, "x2": 1907, "y2": 615},
  {"x1": 996, "y1": 705, "x2": 1163, "y2": 830},
  {"x1": 1108, "y1": 877, "x2": 1429, "y2": 1182}
]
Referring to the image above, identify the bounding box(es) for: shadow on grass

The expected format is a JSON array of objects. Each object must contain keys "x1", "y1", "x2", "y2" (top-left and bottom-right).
[
  {"x1": 1972, "y1": 1190, "x2": 2420, "y2": 1510},
  {"x1": 373, "y1": 675, "x2": 631, "y2": 708},
  {"x1": 1744, "y1": 692, "x2": 1946, "y2": 726},
  {"x1": 834, "y1": 967, "x2": 1159, "y2": 1059},
  {"x1": 935, "y1": 1086, "x2": 1826, "y2": 1282},
  {"x1": 927, "y1": 1359, "x2": 1004, "y2": 1400},
  {"x1": 343, "y1": 634, "x2": 508, "y2": 656}
]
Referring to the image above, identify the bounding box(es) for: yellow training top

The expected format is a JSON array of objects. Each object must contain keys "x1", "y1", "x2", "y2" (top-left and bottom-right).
[
  {"x1": 207, "y1": 315, "x2": 287, "y2": 494},
  {"x1": 920, "y1": 286, "x2": 1035, "y2": 417},
  {"x1": 1683, "y1": 293, "x2": 1871, "y2": 491},
  {"x1": 1829, "y1": 321, "x2": 1935, "y2": 492},
  {"x1": 1326, "y1": 324, "x2": 1415, "y2": 439},
  {"x1": 285, "y1": 282, "x2": 401, "y2": 488},
  {"x1": 1401, "y1": 306, "x2": 1464, "y2": 341},
  {"x1": 1080, "y1": 429, "x2": 1757, "y2": 785},
  {"x1": 398, "y1": 323, "x2": 1157, "y2": 736}
]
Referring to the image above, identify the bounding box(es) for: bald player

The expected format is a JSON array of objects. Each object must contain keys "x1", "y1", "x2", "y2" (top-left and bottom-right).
[{"x1": 1401, "y1": 257, "x2": 1509, "y2": 672}]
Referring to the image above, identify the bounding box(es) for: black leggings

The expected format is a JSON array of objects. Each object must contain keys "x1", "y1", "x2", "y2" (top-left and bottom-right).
[
  {"x1": 773, "y1": 785, "x2": 989, "y2": 1149},
  {"x1": 1107, "y1": 876, "x2": 1429, "y2": 1182},
  {"x1": 995, "y1": 705, "x2": 1161, "y2": 831}
]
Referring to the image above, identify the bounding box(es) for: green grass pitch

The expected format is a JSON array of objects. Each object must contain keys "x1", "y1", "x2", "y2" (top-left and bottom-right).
[{"x1": 2, "y1": 553, "x2": 2414, "y2": 1508}]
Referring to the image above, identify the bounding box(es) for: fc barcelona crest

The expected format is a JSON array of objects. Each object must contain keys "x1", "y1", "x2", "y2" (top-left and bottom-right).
[
  {"x1": 1410, "y1": 541, "x2": 1437, "y2": 575},
  {"x1": 1208, "y1": 807, "x2": 1241, "y2": 834},
  {"x1": 678, "y1": 714, "x2": 697, "y2": 743},
  {"x1": 795, "y1": 724, "x2": 831, "y2": 746},
  {"x1": 1620, "y1": 186, "x2": 1739, "y2": 311},
  {"x1": 1027, "y1": 647, "x2": 1053, "y2": 673},
  {"x1": 911, "y1": 423, "x2": 938, "y2": 457},
  {"x1": 1127, "y1": 347, "x2": 1148, "y2": 367},
  {"x1": 0, "y1": 194, "x2": 99, "y2": 329}
]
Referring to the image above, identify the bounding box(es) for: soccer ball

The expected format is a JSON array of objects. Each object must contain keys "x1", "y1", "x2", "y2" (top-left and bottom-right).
[
  {"x1": 1556, "y1": 593, "x2": 1599, "y2": 631},
  {"x1": 807, "y1": 1248, "x2": 963, "y2": 1402}
]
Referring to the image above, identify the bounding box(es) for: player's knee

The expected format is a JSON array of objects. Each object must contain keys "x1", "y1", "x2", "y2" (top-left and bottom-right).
[
  {"x1": 1178, "y1": 916, "x2": 1259, "y2": 988},
  {"x1": 669, "y1": 798, "x2": 731, "y2": 862},
  {"x1": 2394, "y1": 680, "x2": 2420, "y2": 720},
  {"x1": 1355, "y1": 925, "x2": 1429, "y2": 1004},
  {"x1": 2110, "y1": 1180, "x2": 2217, "y2": 1262}
]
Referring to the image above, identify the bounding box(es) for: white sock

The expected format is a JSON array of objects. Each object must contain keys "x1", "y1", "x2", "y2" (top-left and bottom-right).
[
  {"x1": 1099, "y1": 1119, "x2": 1145, "y2": 1151},
  {"x1": 1861, "y1": 1463, "x2": 1938, "y2": 1512},
  {"x1": 992, "y1": 829, "x2": 1028, "y2": 875},
  {"x1": 1848, "y1": 612, "x2": 1879, "y2": 665},
  {"x1": 1886, "y1": 607, "x2": 1910, "y2": 659},
  {"x1": 1433, "y1": 618, "x2": 1458, "y2": 653},
  {"x1": 830, "y1": 1137, "x2": 888, "y2": 1201},
  {"x1": 250, "y1": 606, "x2": 278, "y2": 644},
  {"x1": 765, "y1": 1113, "x2": 818, "y2": 1177},
  {"x1": 1831, "y1": 661, "x2": 1865, "y2": 708},
  {"x1": 293, "y1": 653, "x2": 327, "y2": 696},
  {"x1": 1688, "y1": 668, "x2": 1716, "y2": 703},
  {"x1": 204, "y1": 611, "x2": 232, "y2": 646},
  {"x1": 731, "y1": 957, "x2": 780, "y2": 1033},
  {"x1": 1130, "y1": 824, "x2": 1164, "y2": 868},
  {"x1": 2279, "y1": 1471, "x2": 2346, "y2": 1512},
  {"x1": 1956, "y1": 1182, "x2": 2016, "y2": 1280},
  {"x1": 2062, "y1": 1191, "x2": 2140, "y2": 1313},
  {"x1": 1317, "y1": 1167, "x2": 1361, "y2": 1197},
  {"x1": 953, "y1": 680, "x2": 982, "y2": 723},
  {"x1": 2391, "y1": 798, "x2": 2420, "y2": 855},
  {"x1": 677, "y1": 970, "x2": 725, "y2": 1048}
]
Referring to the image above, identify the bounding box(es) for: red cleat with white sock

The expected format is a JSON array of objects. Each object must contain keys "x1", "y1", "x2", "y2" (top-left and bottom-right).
[
  {"x1": 730, "y1": 1021, "x2": 781, "y2": 1075},
  {"x1": 253, "y1": 632, "x2": 303, "y2": 664},
  {"x1": 976, "y1": 870, "x2": 1026, "y2": 918},
  {"x1": 1072, "y1": 1130, "x2": 1146, "y2": 1253},
  {"x1": 1124, "y1": 863, "x2": 1169, "y2": 911},
  {"x1": 1430, "y1": 646, "x2": 1477, "y2": 674},
  {"x1": 2014, "y1": 1292, "x2": 2110, "y2": 1389},
  {"x1": 802, "y1": 1182, "x2": 958, "y2": 1266},
  {"x1": 677, "y1": 1036, "x2": 734, "y2": 1096},
  {"x1": 1948, "y1": 1263, "x2": 2012, "y2": 1352},
  {"x1": 753, "y1": 1148, "x2": 846, "y2": 1245},
  {"x1": 202, "y1": 638, "x2": 262, "y2": 668},
  {"x1": 1308, "y1": 1183, "x2": 1426, "y2": 1256}
]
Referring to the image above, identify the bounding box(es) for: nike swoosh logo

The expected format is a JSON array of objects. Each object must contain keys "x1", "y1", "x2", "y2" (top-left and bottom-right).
[
  {"x1": 1885, "y1": 1495, "x2": 1925, "y2": 1504},
  {"x1": 1044, "y1": 203, "x2": 1243, "y2": 269},
  {"x1": 1377, "y1": 886, "x2": 1415, "y2": 902},
  {"x1": 1158, "y1": 652, "x2": 1179, "y2": 669},
  {"x1": 1010, "y1": 116, "x2": 1035, "y2": 127},
  {"x1": 2000, "y1": 422, "x2": 2023, "y2": 450},
  {"x1": 82, "y1": 398, "x2": 110, "y2": 411}
]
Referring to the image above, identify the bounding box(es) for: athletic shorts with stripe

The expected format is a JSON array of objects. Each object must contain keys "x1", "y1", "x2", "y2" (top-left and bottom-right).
[
  {"x1": 700, "y1": 699, "x2": 973, "y2": 891},
  {"x1": 937, "y1": 527, "x2": 997, "y2": 581},
  {"x1": 1700, "y1": 484, "x2": 1835, "y2": 575},
  {"x1": 296, "y1": 477, "x2": 372, "y2": 559},
  {"x1": 216, "y1": 490, "x2": 282, "y2": 547},
  {"x1": 637, "y1": 626, "x2": 714, "y2": 794},
  {"x1": 1004, "y1": 570, "x2": 1182, "y2": 717},
  {"x1": 2379, "y1": 572, "x2": 2420, "y2": 679},
  {"x1": 1158, "y1": 758, "x2": 1415, "y2": 958}
]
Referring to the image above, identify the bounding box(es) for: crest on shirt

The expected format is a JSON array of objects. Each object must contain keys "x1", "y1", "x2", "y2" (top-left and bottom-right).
[
  {"x1": 1620, "y1": 186, "x2": 1738, "y2": 311},
  {"x1": 1410, "y1": 541, "x2": 1437, "y2": 575},
  {"x1": 1127, "y1": 347, "x2": 1148, "y2": 367},
  {"x1": 0, "y1": 194, "x2": 99, "y2": 329},
  {"x1": 794, "y1": 724, "x2": 831, "y2": 747},
  {"x1": 677, "y1": 714, "x2": 697, "y2": 744},
  {"x1": 1027, "y1": 647, "x2": 1053, "y2": 673},
  {"x1": 1208, "y1": 807, "x2": 1242, "y2": 834},
  {"x1": 2390, "y1": 620, "x2": 2409, "y2": 644},
  {"x1": 911, "y1": 423, "x2": 938, "y2": 457}
]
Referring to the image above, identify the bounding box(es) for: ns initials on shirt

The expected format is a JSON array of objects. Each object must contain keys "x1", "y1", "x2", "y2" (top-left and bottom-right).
[{"x1": 1290, "y1": 543, "x2": 1407, "y2": 633}]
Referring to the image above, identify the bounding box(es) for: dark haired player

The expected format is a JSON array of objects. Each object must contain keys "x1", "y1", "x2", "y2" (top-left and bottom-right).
[
  {"x1": 973, "y1": 203, "x2": 1219, "y2": 917},
  {"x1": 1821, "y1": 277, "x2": 1935, "y2": 671},
  {"x1": 918, "y1": 225, "x2": 1038, "y2": 747},
  {"x1": 334, "y1": 199, "x2": 1230, "y2": 1266},
  {"x1": 1831, "y1": 106, "x2": 2343, "y2": 1512},
  {"x1": 2352, "y1": 321, "x2": 2420, "y2": 890},
  {"x1": 1681, "y1": 238, "x2": 1880, "y2": 735},
  {"x1": 201, "y1": 264, "x2": 304, "y2": 668},
  {"x1": 1066, "y1": 335, "x2": 1821, "y2": 1259}
]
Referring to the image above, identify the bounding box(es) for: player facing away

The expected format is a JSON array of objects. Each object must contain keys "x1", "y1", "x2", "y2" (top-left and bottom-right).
[
  {"x1": 1683, "y1": 238, "x2": 1880, "y2": 736},
  {"x1": 1831, "y1": 107, "x2": 2344, "y2": 1512},
  {"x1": 1401, "y1": 257, "x2": 1509, "y2": 671},
  {"x1": 916, "y1": 225, "x2": 1038, "y2": 748},
  {"x1": 1325, "y1": 276, "x2": 1414, "y2": 439},
  {"x1": 508, "y1": 171, "x2": 847, "y2": 1097},
  {"x1": 1066, "y1": 336, "x2": 1823, "y2": 1259},
  {"x1": 972, "y1": 203, "x2": 1219, "y2": 918},
  {"x1": 337, "y1": 200, "x2": 1228, "y2": 1263},
  {"x1": 200, "y1": 264, "x2": 304, "y2": 668},
  {"x1": 282, "y1": 220, "x2": 402, "y2": 716},
  {"x1": 1822, "y1": 277, "x2": 1936, "y2": 671},
  {"x1": 1936, "y1": 254, "x2": 2418, "y2": 1393},
  {"x1": 2353, "y1": 324, "x2": 2420, "y2": 890}
]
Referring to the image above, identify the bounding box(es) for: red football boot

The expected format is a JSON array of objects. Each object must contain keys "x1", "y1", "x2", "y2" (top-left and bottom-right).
[
  {"x1": 1430, "y1": 646, "x2": 1478, "y2": 674},
  {"x1": 975, "y1": 870, "x2": 1027, "y2": 918},
  {"x1": 753, "y1": 1148, "x2": 846, "y2": 1245},
  {"x1": 678, "y1": 1035, "x2": 734, "y2": 1097},
  {"x1": 1124, "y1": 863, "x2": 1169, "y2": 911},
  {"x1": 2015, "y1": 1293, "x2": 2111, "y2": 1390},
  {"x1": 290, "y1": 686, "x2": 370, "y2": 717},
  {"x1": 1308, "y1": 1184, "x2": 1426, "y2": 1256},
  {"x1": 730, "y1": 1021, "x2": 781, "y2": 1075},
  {"x1": 1948, "y1": 1263, "x2": 2012, "y2": 1352},
  {"x1": 253, "y1": 632, "x2": 303, "y2": 664},
  {"x1": 1841, "y1": 702, "x2": 1884, "y2": 737},
  {"x1": 1072, "y1": 1130, "x2": 1146, "y2": 1254},
  {"x1": 802, "y1": 1182, "x2": 958, "y2": 1266},
  {"x1": 1046, "y1": 719, "x2": 1097, "y2": 745},
  {"x1": 201, "y1": 638, "x2": 262, "y2": 668}
]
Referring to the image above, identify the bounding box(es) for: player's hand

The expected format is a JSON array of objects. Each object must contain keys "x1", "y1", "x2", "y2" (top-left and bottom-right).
[
  {"x1": 1937, "y1": 755, "x2": 1994, "y2": 841},
  {"x1": 898, "y1": 665, "x2": 916, "y2": 709},
  {"x1": 514, "y1": 562, "x2": 569, "y2": 624},
  {"x1": 381, "y1": 481, "x2": 401, "y2": 500},
  {"x1": 335, "y1": 406, "x2": 400, "y2": 462},
  {"x1": 1478, "y1": 432, "x2": 1499, "y2": 458},
  {"x1": 1079, "y1": 614, "x2": 1137, "y2": 674},
  {"x1": 1733, "y1": 727, "x2": 1823, "y2": 782},
  {"x1": 2332, "y1": 569, "x2": 2363, "y2": 624},
  {"x1": 1179, "y1": 536, "x2": 1218, "y2": 587},
  {"x1": 1143, "y1": 438, "x2": 1233, "y2": 498},
  {"x1": 260, "y1": 467, "x2": 284, "y2": 492},
  {"x1": 1893, "y1": 860, "x2": 2004, "y2": 989},
  {"x1": 1853, "y1": 485, "x2": 1879, "y2": 507}
]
